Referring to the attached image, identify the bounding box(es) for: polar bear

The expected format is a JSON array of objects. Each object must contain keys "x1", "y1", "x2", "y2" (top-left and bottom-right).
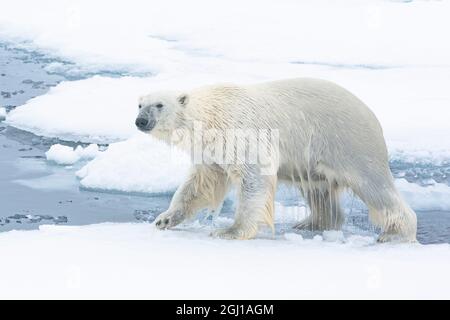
[{"x1": 135, "y1": 78, "x2": 417, "y2": 242}]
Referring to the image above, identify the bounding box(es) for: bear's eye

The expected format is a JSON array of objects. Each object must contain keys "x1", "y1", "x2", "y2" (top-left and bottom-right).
[
  {"x1": 156, "y1": 103, "x2": 163, "y2": 109},
  {"x1": 138, "y1": 104, "x2": 142, "y2": 109}
]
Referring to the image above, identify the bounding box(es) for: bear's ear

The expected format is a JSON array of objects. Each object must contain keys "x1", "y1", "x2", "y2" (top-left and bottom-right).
[{"x1": 177, "y1": 94, "x2": 189, "y2": 106}]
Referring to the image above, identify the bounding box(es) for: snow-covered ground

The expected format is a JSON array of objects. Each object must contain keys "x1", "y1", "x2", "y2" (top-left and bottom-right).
[
  {"x1": 1, "y1": 222, "x2": 450, "y2": 299},
  {"x1": 1, "y1": 0, "x2": 450, "y2": 299},
  {"x1": 1, "y1": 0, "x2": 449, "y2": 68}
]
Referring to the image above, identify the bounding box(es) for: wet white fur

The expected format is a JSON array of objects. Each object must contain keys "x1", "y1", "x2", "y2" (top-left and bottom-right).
[{"x1": 140, "y1": 78, "x2": 417, "y2": 242}]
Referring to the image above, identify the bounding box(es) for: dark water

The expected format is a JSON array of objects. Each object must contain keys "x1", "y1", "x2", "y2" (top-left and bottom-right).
[{"x1": 1, "y1": 41, "x2": 449, "y2": 244}]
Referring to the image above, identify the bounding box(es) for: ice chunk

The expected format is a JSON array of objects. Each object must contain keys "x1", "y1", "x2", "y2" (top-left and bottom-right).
[
  {"x1": 313, "y1": 235, "x2": 323, "y2": 242},
  {"x1": 76, "y1": 133, "x2": 191, "y2": 194},
  {"x1": 396, "y1": 178, "x2": 450, "y2": 211},
  {"x1": 45, "y1": 143, "x2": 99, "y2": 165},
  {"x1": 0, "y1": 107, "x2": 6, "y2": 120},
  {"x1": 323, "y1": 230, "x2": 345, "y2": 243},
  {"x1": 14, "y1": 171, "x2": 79, "y2": 191},
  {"x1": 75, "y1": 144, "x2": 100, "y2": 159},
  {"x1": 45, "y1": 144, "x2": 80, "y2": 165},
  {"x1": 284, "y1": 233, "x2": 304, "y2": 242}
]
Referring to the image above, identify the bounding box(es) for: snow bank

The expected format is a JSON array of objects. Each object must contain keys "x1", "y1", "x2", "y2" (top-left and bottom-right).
[
  {"x1": 1, "y1": 222, "x2": 450, "y2": 299},
  {"x1": 0, "y1": 107, "x2": 6, "y2": 120},
  {"x1": 46, "y1": 143, "x2": 99, "y2": 165},
  {"x1": 76, "y1": 133, "x2": 191, "y2": 194}
]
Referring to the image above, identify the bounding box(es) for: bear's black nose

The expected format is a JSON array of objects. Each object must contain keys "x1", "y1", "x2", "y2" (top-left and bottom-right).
[{"x1": 135, "y1": 118, "x2": 149, "y2": 129}]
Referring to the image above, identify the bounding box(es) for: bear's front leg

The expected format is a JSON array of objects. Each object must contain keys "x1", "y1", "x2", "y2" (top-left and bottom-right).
[
  {"x1": 154, "y1": 165, "x2": 229, "y2": 230},
  {"x1": 212, "y1": 167, "x2": 277, "y2": 240}
]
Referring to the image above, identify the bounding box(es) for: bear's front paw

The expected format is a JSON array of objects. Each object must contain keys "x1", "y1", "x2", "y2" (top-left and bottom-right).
[{"x1": 154, "y1": 209, "x2": 184, "y2": 230}]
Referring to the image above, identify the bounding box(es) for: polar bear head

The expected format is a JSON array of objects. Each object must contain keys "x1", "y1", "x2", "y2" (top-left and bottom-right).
[{"x1": 135, "y1": 91, "x2": 189, "y2": 138}]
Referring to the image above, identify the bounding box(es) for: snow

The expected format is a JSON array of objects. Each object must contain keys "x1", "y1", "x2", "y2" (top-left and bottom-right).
[
  {"x1": 1, "y1": 0, "x2": 449, "y2": 69},
  {"x1": 0, "y1": 222, "x2": 450, "y2": 299},
  {"x1": 46, "y1": 143, "x2": 100, "y2": 165},
  {"x1": 76, "y1": 133, "x2": 191, "y2": 194},
  {"x1": 76, "y1": 144, "x2": 100, "y2": 159},
  {"x1": 46, "y1": 145, "x2": 80, "y2": 165},
  {"x1": 0, "y1": 107, "x2": 6, "y2": 120}
]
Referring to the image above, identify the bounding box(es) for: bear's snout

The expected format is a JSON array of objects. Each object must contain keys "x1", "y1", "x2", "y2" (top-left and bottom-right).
[
  {"x1": 135, "y1": 117, "x2": 149, "y2": 129},
  {"x1": 135, "y1": 117, "x2": 157, "y2": 132}
]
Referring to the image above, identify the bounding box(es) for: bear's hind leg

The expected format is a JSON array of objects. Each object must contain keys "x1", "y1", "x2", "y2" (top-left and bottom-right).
[
  {"x1": 212, "y1": 167, "x2": 277, "y2": 240},
  {"x1": 368, "y1": 196, "x2": 417, "y2": 243},
  {"x1": 294, "y1": 182, "x2": 344, "y2": 231}
]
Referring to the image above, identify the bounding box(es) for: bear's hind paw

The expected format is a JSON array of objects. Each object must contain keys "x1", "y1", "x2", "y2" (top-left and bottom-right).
[
  {"x1": 377, "y1": 232, "x2": 417, "y2": 243},
  {"x1": 210, "y1": 226, "x2": 257, "y2": 240}
]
